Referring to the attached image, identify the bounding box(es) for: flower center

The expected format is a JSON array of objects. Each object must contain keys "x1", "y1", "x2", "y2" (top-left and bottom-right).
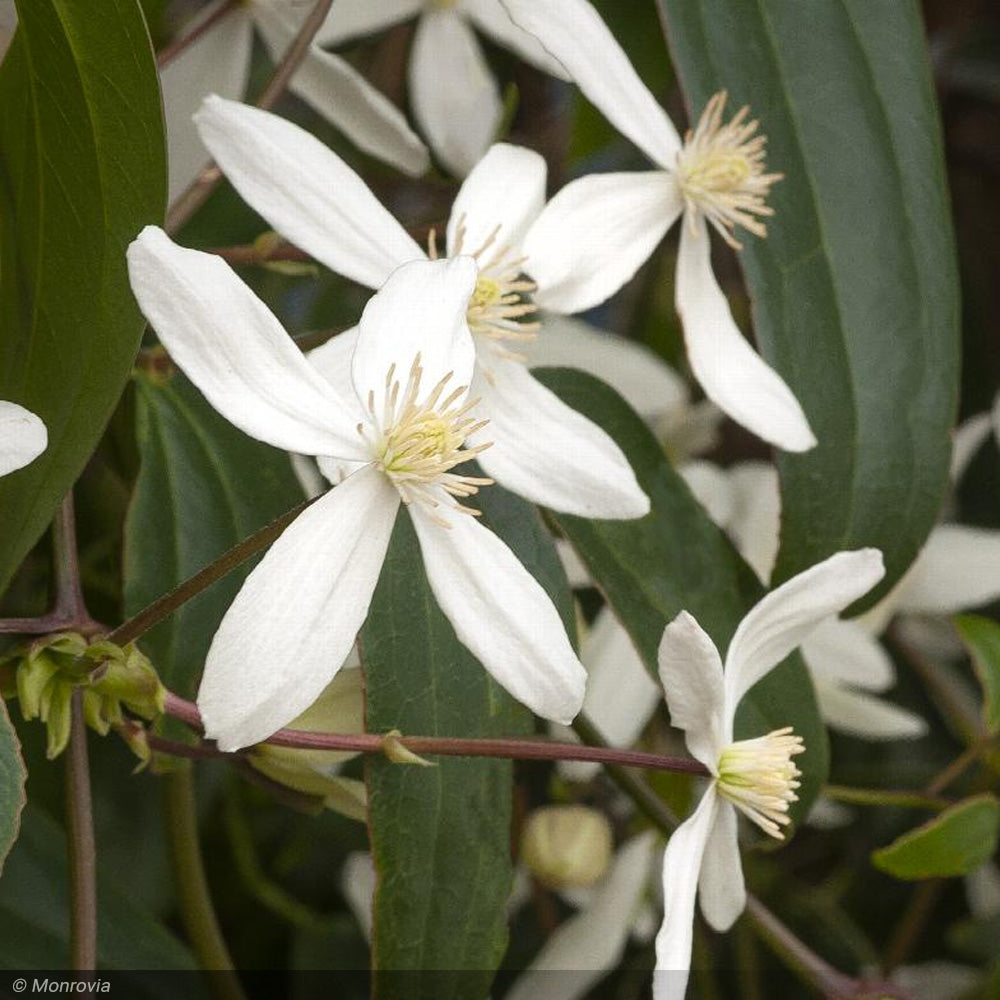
[
  {"x1": 360, "y1": 354, "x2": 493, "y2": 519},
  {"x1": 675, "y1": 90, "x2": 784, "y2": 250},
  {"x1": 715, "y1": 727, "x2": 804, "y2": 839}
]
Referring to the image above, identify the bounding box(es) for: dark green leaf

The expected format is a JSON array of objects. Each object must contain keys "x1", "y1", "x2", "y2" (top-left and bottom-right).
[
  {"x1": 871, "y1": 794, "x2": 1000, "y2": 880},
  {"x1": 360, "y1": 484, "x2": 572, "y2": 1000},
  {"x1": 537, "y1": 367, "x2": 828, "y2": 819},
  {"x1": 0, "y1": 697, "x2": 25, "y2": 873},
  {"x1": 123, "y1": 371, "x2": 304, "y2": 700},
  {"x1": 658, "y1": 0, "x2": 960, "y2": 605},
  {"x1": 0, "y1": 0, "x2": 166, "y2": 592},
  {"x1": 955, "y1": 614, "x2": 1000, "y2": 734}
]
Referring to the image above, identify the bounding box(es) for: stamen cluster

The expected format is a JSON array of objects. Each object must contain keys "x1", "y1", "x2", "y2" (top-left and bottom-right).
[
  {"x1": 715, "y1": 726, "x2": 804, "y2": 839},
  {"x1": 675, "y1": 90, "x2": 784, "y2": 249}
]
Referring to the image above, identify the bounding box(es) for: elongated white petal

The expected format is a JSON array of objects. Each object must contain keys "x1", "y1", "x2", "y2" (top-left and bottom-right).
[
  {"x1": 472, "y1": 358, "x2": 649, "y2": 518},
  {"x1": 308, "y1": 326, "x2": 361, "y2": 403},
  {"x1": 895, "y1": 524, "x2": 1000, "y2": 615},
  {"x1": 290, "y1": 453, "x2": 326, "y2": 499},
  {"x1": 562, "y1": 609, "x2": 661, "y2": 780},
  {"x1": 412, "y1": 503, "x2": 586, "y2": 724},
  {"x1": 195, "y1": 96, "x2": 422, "y2": 288},
  {"x1": 199, "y1": 465, "x2": 400, "y2": 751},
  {"x1": 676, "y1": 221, "x2": 816, "y2": 453},
  {"x1": 127, "y1": 227, "x2": 364, "y2": 459},
  {"x1": 723, "y1": 549, "x2": 885, "y2": 724},
  {"x1": 657, "y1": 612, "x2": 725, "y2": 769},
  {"x1": 679, "y1": 461, "x2": 735, "y2": 532},
  {"x1": 966, "y1": 859, "x2": 1000, "y2": 921},
  {"x1": 506, "y1": 832, "x2": 657, "y2": 1000},
  {"x1": 160, "y1": 9, "x2": 253, "y2": 202},
  {"x1": 725, "y1": 461, "x2": 781, "y2": 585},
  {"x1": 461, "y1": 0, "x2": 570, "y2": 79},
  {"x1": 352, "y1": 257, "x2": 477, "y2": 414},
  {"x1": 697, "y1": 799, "x2": 745, "y2": 931},
  {"x1": 500, "y1": 0, "x2": 680, "y2": 168},
  {"x1": 892, "y1": 963, "x2": 982, "y2": 1000},
  {"x1": 524, "y1": 314, "x2": 689, "y2": 424},
  {"x1": 340, "y1": 850, "x2": 377, "y2": 943},
  {"x1": 951, "y1": 411, "x2": 993, "y2": 483},
  {"x1": 801, "y1": 618, "x2": 894, "y2": 692},
  {"x1": 526, "y1": 172, "x2": 681, "y2": 315},
  {"x1": 813, "y1": 679, "x2": 928, "y2": 741},
  {"x1": 410, "y1": 11, "x2": 501, "y2": 177},
  {"x1": 312, "y1": 0, "x2": 422, "y2": 47},
  {"x1": 0, "y1": 401, "x2": 47, "y2": 477},
  {"x1": 252, "y1": 5, "x2": 429, "y2": 177},
  {"x1": 446, "y1": 143, "x2": 546, "y2": 259},
  {"x1": 654, "y1": 788, "x2": 719, "y2": 1000},
  {"x1": 556, "y1": 538, "x2": 592, "y2": 590}
]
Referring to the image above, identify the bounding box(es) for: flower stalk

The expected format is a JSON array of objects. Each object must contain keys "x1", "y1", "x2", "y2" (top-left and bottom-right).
[{"x1": 66, "y1": 691, "x2": 97, "y2": 972}]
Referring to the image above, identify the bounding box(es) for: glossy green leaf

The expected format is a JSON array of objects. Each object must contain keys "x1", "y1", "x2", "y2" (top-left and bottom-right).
[
  {"x1": 537, "y1": 367, "x2": 828, "y2": 819},
  {"x1": 658, "y1": 0, "x2": 959, "y2": 606},
  {"x1": 955, "y1": 614, "x2": 1000, "y2": 734},
  {"x1": 872, "y1": 794, "x2": 1000, "y2": 880},
  {"x1": 123, "y1": 371, "x2": 303, "y2": 700},
  {"x1": 0, "y1": 0, "x2": 166, "y2": 593},
  {"x1": 361, "y1": 485, "x2": 572, "y2": 1000},
  {"x1": 0, "y1": 698, "x2": 25, "y2": 874}
]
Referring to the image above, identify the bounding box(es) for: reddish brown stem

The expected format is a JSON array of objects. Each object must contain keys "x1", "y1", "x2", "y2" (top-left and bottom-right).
[{"x1": 156, "y1": 0, "x2": 238, "y2": 70}]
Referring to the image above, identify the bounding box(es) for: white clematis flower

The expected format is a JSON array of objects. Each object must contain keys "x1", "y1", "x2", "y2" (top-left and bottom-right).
[
  {"x1": 316, "y1": 0, "x2": 570, "y2": 177},
  {"x1": 159, "y1": 0, "x2": 429, "y2": 202},
  {"x1": 0, "y1": 401, "x2": 47, "y2": 478},
  {"x1": 653, "y1": 549, "x2": 884, "y2": 998},
  {"x1": 500, "y1": 0, "x2": 816, "y2": 454},
  {"x1": 194, "y1": 99, "x2": 649, "y2": 520},
  {"x1": 127, "y1": 227, "x2": 586, "y2": 750}
]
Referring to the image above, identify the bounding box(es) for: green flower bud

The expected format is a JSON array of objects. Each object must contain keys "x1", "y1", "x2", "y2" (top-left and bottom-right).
[{"x1": 520, "y1": 805, "x2": 614, "y2": 889}]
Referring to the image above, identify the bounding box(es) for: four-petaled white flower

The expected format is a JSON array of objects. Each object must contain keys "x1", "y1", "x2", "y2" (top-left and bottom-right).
[
  {"x1": 194, "y1": 98, "x2": 650, "y2": 520},
  {"x1": 652, "y1": 549, "x2": 884, "y2": 999},
  {"x1": 127, "y1": 227, "x2": 587, "y2": 751},
  {"x1": 0, "y1": 401, "x2": 47, "y2": 479},
  {"x1": 316, "y1": 0, "x2": 570, "y2": 176},
  {"x1": 500, "y1": 0, "x2": 816, "y2": 454}
]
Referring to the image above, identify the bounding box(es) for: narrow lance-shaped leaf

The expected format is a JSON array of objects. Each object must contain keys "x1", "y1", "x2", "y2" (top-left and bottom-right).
[
  {"x1": 0, "y1": 698, "x2": 26, "y2": 874},
  {"x1": 658, "y1": 0, "x2": 960, "y2": 606},
  {"x1": 0, "y1": 0, "x2": 166, "y2": 592}
]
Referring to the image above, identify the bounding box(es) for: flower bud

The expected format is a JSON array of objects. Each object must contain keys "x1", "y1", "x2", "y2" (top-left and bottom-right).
[{"x1": 520, "y1": 805, "x2": 614, "y2": 889}]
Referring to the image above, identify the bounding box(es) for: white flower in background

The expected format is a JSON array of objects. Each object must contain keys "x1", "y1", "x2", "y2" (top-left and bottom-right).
[
  {"x1": 0, "y1": 401, "x2": 47, "y2": 478},
  {"x1": 195, "y1": 100, "x2": 650, "y2": 520},
  {"x1": 653, "y1": 549, "x2": 884, "y2": 999},
  {"x1": 316, "y1": 0, "x2": 570, "y2": 176},
  {"x1": 500, "y1": 0, "x2": 815, "y2": 454},
  {"x1": 159, "y1": 0, "x2": 429, "y2": 202},
  {"x1": 0, "y1": 1, "x2": 15, "y2": 61},
  {"x1": 127, "y1": 229, "x2": 587, "y2": 749}
]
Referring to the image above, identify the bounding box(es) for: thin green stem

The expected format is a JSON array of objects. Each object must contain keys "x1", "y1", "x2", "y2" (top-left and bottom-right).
[
  {"x1": 823, "y1": 784, "x2": 951, "y2": 812},
  {"x1": 66, "y1": 691, "x2": 97, "y2": 972},
  {"x1": 923, "y1": 737, "x2": 996, "y2": 797},
  {"x1": 164, "y1": 769, "x2": 247, "y2": 1000}
]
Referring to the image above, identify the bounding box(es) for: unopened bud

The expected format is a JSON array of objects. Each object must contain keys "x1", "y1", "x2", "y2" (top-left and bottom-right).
[{"x1": 521, "y1": 805, "x2": 613, "y2": 889}]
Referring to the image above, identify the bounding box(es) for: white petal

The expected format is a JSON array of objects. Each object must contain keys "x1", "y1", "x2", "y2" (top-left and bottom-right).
[
  {"x1": 892, "y1": 962, "x2": 982, "y2": 1000},
  {"x1": 556, "y1": 538, "x2": 592, "y2": 591},
  {"x1": 966, "y1": 859, "x2": 1000, "y2": 921},
  {"x1": 653, "y1": 788, "x2": 719, "y2": 1000},
  {"x1": 472, "y1": 358, "x2": 649, "y2": 519},
  {"x1": 127, "y1": 227, "x2": 364, "y2": 459},
  {"x1": 308, "y1": 326, "x2": 361, "y2": 404},
  {"x1": 352, "y1": 257, "x2": 477, "y2": 415},
  {"x1": 198, "y1": 465, "x2": 400, "y2": 751},
  {"x1": 461, "y1": 0, "x2": 571, "y2": 79},
  {"x1": 697, "y1": 799, "x2": 745, "y2": 932},
  {"x1": 805, "y1": 798, "x2": 853, "y2": 830},
  {"x1": 446, "y1": 143, "x2": 546, "y2": 259},
  {"x1": 677, "y1": 221, "x2": 816, "y2": 453},
  {"x1": 725, "y1": 461, "x2": 781, "y2": 585},
  {"x1": 194, "y1": 96, "x2": 422, "y2": 288},
  {"x1": 657, "y1": 611, "x2": 725, "y2": 769},
  {"x1": 340, "y1": 850, "x2": 377, "y2": 944},
  {"x1": 679, "y1": 461, "x2": 735, "y2": 532},
  {"x1": 562, "y1": 609, "x2": 661, "y2": 780},
  {"x1": 895, "y1": 524, "x2": 1000, "y2": 615},
  {"x1": 524, "y1": 314, "x2": 689, "y2": 425},
  {"x1": 812, "y1": 679, "x2": 927, "y2": 741},
  {"x1": 409, "y1": 11, "x2": 501, "y2": 177},
  {"x1": 312, "y1": 0, "x2": 422, "y2": 47},
  {"x1": 499, "y1": 0, "x2": 680, "y2": 168},
  {"x1": 160, "y1": 10, "x2": 253, "y2": 202},
  {"x1": 506, "y1": 832, "x2": 657, "y2": 1000},
  {"x1": 723, "y1": 549, "x2": 886, "y2": 723},
  {"x1": 801, "y1": 618, "x2": 895, "y2": 692},
  {"x1": 411, "y1": 503, "x2": 586, "y2": 724},
  {"x1": 0, "y1": 401, "x2": 47, "y2": 478},
  {"x1": 951, "y1": 411, "x2": 993, "y2": 483},
  {"x1": 526, "y1": 172, "x2": 681, "y2": 315},
  {"x1": 289, "y1": 453, "x2": 326, "y2": 500}
]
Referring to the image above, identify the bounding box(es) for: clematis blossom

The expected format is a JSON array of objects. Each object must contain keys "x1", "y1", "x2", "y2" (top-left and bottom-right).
[
  {"x1": 316, "y1": 0, "x2": 570, "y2": 176},
  {"x1": 653, "y1": 549, "x2": 884, "y2": 998},
  {"x1": 127, "y1": 228, "x2": 586, "y2": 750},
  {"x1": 194, "y1": 98, "x2": 649, "y2": 520},
  {"x1": 500, "y1": 0, "x2": 816, "y2": 453},
  {"x1": 0, "y1": 401, "x2": 47, "y2": 478}
]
